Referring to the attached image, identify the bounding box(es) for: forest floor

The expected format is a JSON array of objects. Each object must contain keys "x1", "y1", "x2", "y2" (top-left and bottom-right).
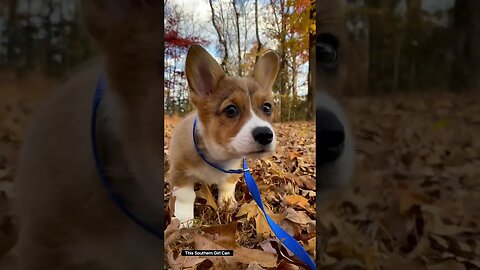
[{"x1": 0, "y1": 76, "x2": 479, "y2": 269}]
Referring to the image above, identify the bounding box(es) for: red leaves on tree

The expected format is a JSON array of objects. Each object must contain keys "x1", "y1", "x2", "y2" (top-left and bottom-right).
[{"x1": 165, "y1": 18, "x2": 209, "y2": 59}]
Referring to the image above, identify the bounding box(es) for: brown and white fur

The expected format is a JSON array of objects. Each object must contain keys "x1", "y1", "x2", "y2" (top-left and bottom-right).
[
  {"x1": 168, "y1": 45, "x2": 280, "y2": 228},
  {"x1": 14, "y1": 0, "x2": 164, "y2": 269}
]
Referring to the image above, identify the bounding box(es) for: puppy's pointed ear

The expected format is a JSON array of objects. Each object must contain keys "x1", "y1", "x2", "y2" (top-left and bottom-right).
[
  {"x1": 82, "y1": 0, "x2": 161, "y2": 44},
  {"x1": 252, "y1": 51, "x2": 280, "y2": 91},
  {"x1": 185, "y1": 45, "x2": 225, "y2": 98}
]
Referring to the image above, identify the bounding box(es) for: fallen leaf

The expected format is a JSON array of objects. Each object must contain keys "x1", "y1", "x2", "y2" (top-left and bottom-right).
[
  {"x1": 284, "y1": 208, "x2": 313, "y2": 225},
  {"x1": 181, "y1": 257, "x2": 207, "y2": 269},
  {"x1": 246, "y1": 262, "x2": 265, "y2": 270},
  {"x1": 237, "y1": 201, "x2": 260, "y2": 220},
  {"x1": 259, "y1": 239, "x2": 277, "y2": 254},
  {"x1": 194, "y1": 235, "x2": 277, "y2": 268},
  {"x1": 427, "y1": 260, "x2": 466, "y2": 270},
  {"x1": 284, "y1": 194, "x2": 315, "y2": 213},
  {"x1": 202, "y1": 221, "x2": 237, "y2": 248},
  {"x1": 196, "y1": 184, "x2": 218, "y2": 210},
  {"x1": 164, "y1": 218, "x2": 180, "y2": 247}
]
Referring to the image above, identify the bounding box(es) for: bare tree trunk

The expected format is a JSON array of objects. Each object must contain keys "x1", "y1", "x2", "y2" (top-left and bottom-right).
[
  {"x1": 24, "y1": 0, "x2": 34, "y2": 71},
  {"x1": 306, "y1": 0, "x2": 316, "y2": 121},
  {"x1": 209, "y1": 0, "x2": 229, "y2": 73},
  {"x1": 44, "y1": 0, "x2": 54, "y2": 75},
  {"x1": 406, "y1": 0, "x2": 421, "y2": 92},
  {"x1": 307, "y1": 33, "x2": 315, "y2": 120},
  {"x1": 392, "y1": 35, "x2": 403, "y2": 93},
  {"x1": 6, "y1": 0, "x2": 18, "y2": 68},
  {"x1": 242, "y1": 3, "x2": 248, "y2": 66},
  {"x1": 451, "y1": 0, "x2": 480, "y2": 91},
  {"x1": 291, "y1": 56, "x2": 298, "y2": 99},
  {"x1": 269, "y1": 0, "x2": 288, "y2": 121},
  {"x1": 232, "y1": 0, "x2": 242, "y2": 76},
  {"x1": 255, "y1": 0, "x2": 262, "y2": 62},
  {"x1": 278, "y1": 0, "x2": 287, "y2": 120}
]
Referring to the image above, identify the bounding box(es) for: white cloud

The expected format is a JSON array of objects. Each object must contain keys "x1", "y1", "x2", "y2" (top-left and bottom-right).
[{"x1": 170, "y1": 0, "x2": 212, "y2": 24}]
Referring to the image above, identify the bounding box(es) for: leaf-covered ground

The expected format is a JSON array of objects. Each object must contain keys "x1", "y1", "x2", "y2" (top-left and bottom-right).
[
  {"x1": 164, "y1": 118, "x2": 317, "y2": 270},
  {"x1": 1, "y1": 85, "x2": 480, "y2": 269}
]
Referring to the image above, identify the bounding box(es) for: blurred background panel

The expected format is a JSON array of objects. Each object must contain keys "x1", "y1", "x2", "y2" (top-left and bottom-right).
[
  {"x1": 343, "y1": 0, "x2": 480, "y2": 95},
  {"x1": 0, "y1": 0, "x2": 93, "y2": 77},
  {"x1": 318, "y1": 1, "x2": 480, "y2": 269}
]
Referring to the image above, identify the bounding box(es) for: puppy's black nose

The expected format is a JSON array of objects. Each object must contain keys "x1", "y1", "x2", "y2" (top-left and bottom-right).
[
  {"x1": 252, "y1": 127, "x2": 273, "y2": 145},
  {"x1": 317, "y1": 109, "x2": 345, "y2": 163}
]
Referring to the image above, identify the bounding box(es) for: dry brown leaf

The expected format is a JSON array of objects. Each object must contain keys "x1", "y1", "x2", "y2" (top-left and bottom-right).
[
  {"x1": 398, "y1": 186, "x2": 430, "y2": 214},
  {"x1": 255, "y1": 208, "x2": 286, "y2": 238},
  {"x1": 323, "y1": 258, "x2": 365, "y2": 270},
  {"x1": 166, "y1": 251, "x2": 183, "y2": 270},
  {"x1": 303, "y1": 237, "x2": 315, "y2": 252},
  {"x1": 237, "y1": 201, "x2": 285, "y2": 238},
  {"x1": 246, "y1": 262, "x2": 265, "y2": 270},
  {"x1": 320, "y1": 252, "x2": 338, "y2": 266},
  {"x1": 284, "y1": 208, "x2": 312, "y2": 225},
  {"x1": 181, "y1": 257, "x2": 207, "y2": 269},
  {"x1": 430, "y1": 234, "x2": 450, "y2": 250},
  {"x1": 284, "y1": 194, "x2": 314, "y2": 213},
  {"x1": 276, "y1": 260, "x2": 301, "y2": 270},
  {"x1": 427, "y1": 260, "x2": 466, "y2": 270},
  {"x1": 259, "y1": 239, "x2": 277, "y2": 254},
  {"x1": 237, "y1": 201, "x2": 260, "y2": 220},
  {"x1": 196, "y1": 184, "x2": 218, "y2": 210},
  {"x1": 0, "y1": 168, "x2": 9, "y2": 180},
  {"x1": 167, "y1": 192, "x2": 176, "y2": 219},
  {"x1": 164, "y1": 218, "x2": 180, "y2": 248},
  {"x1": 202, "y1": 221, "x2": 237, "y2": 248},
  {"x1": 255, "y1": 212, "x2": 272, "y2": 238},
  {"x1": 194, "y1": 235, "x2": 277, "y2": 268},
  {"x1": 383, "y1": 254, "x2": 424, "y2": 270},
  {"x1": 407, "y1": 234, "x2": 430, "y2": 259}
]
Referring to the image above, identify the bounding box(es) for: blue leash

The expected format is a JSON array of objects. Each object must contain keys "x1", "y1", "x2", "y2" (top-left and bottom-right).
[
  {"x1": 91, "y1": 77, "x2": 164, "y2": 240},
  {"x1": 193, "y1": 117, "x2": 316, "y2": 270}
]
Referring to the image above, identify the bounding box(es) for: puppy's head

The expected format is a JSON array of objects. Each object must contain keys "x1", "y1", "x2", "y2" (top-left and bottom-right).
[{"x1": 186, "y1": 45, "x2": 280, "y2": 160}]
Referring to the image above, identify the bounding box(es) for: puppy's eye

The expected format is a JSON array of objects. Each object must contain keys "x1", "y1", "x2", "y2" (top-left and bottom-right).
[
  {"x1": 317, "y1": 33, "x2": 339, "y2": 70},
  {"x1": 224, "y1": 105, "x2": 238, "y2": 118},
  {"x1": 262, "y1": 102, "x2": 272, "y2": 115}
]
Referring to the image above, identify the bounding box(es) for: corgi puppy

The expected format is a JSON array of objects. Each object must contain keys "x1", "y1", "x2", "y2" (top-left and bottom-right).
[
  {"x1": 14, "y1": 1, "x2": 164, "y2": 269},
  {"x1": 168, "y1": 45, "x2": 280, "y2": 228}
]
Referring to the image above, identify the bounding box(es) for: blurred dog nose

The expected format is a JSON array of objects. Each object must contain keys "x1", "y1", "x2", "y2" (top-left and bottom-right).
[
  {"x1": 317, "y1": 109, "x2": 345, "y2": 146},
  {"x1": 317, "y1": 108, "x2": 345, "y2": 163},
  {"x1": 252, "y1": 127, "x2": 273, "y2": 145}
]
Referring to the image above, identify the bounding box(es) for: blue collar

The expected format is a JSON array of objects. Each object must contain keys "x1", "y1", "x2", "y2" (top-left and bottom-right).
[
  {"x1": 91, "y1": 76, "x2": 163, "y2": 240},
  {"x1": 192, "y1": 116, "x2": 245, "y2": 174}
]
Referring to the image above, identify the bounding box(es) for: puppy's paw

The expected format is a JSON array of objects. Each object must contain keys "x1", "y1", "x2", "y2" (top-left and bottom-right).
[{"x1": 172, "y1": 185, "x2": 196, "y2": 228}]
